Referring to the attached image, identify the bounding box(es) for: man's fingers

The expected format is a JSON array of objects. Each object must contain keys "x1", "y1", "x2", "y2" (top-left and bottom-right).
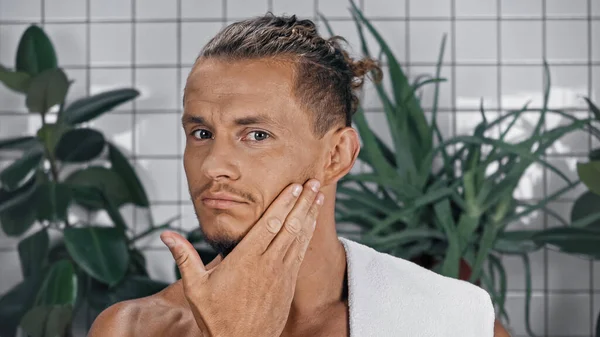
[
  {"x1": 160, "y1": 231, "x2": 207, "y2": 288},
  {"x1": 283, "y1": 192, "x2": 322, "y2": 267},
  {"x1": 236, "y1": 183, "x2": 303, "y2": 255},
  {"x1": 266, "y1": 179, "x2": 322, "y2": 260}
]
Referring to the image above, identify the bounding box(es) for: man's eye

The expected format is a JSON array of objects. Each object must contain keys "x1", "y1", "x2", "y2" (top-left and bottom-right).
[
  {"x1": 192, "y1": 129, "x2": 213, "y2": 139},
  {"x1": 245, "y1": 131, "x2": 270, "y2": 141}
]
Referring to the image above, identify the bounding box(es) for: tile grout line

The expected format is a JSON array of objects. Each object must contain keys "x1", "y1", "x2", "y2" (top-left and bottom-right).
[
  {"x1": 587, "y1": 0, "x2": 595, "y2": 334},
  {"x1": 541, "y1": 0, "x2": 549, "y2": 334},
  {"x1": 176, "y1": 0, "x2": 182, "y2": 231},
  {"x1": 131, "y1": 0, "x2": 137, "y2": 233},
  {"x1": 3, "y1": 16, "x2": 600, "y2": 25}
]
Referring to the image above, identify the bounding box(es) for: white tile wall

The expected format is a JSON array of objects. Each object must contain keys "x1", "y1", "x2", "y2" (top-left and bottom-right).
[{"x1": 0, "y1": 0, "x2": 597, "y2": 336}]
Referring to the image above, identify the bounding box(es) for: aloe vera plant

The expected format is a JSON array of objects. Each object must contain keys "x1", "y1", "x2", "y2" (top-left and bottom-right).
[{"x1": 323, "y1": 2, "x2": 600, "y2": 335}]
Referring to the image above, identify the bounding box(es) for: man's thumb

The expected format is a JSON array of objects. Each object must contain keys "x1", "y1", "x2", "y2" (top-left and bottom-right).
[{"x1": 160, "y1": 231, "x2": 206, "y2": 283}]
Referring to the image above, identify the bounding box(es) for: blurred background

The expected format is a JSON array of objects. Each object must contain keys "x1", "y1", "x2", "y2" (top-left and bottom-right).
[{"x1": 0, "y1": 0, "x2": 599, "y2": 336}]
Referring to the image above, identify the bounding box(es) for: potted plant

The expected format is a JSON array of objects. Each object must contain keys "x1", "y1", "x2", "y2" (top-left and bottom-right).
[
  {"x1": 0, "y1": 25, "x2": 183, "y2": 337},
  {"x1": 323, "y1": 2, "x2": 600, "y2": 336}
]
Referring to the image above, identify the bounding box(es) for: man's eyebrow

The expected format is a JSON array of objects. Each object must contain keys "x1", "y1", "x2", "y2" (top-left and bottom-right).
[
  {"x1": 182, "y1": 114, "x2": 289, "y2": 132},
  {"x1": 181, "y1": 114, "x2": 205, "y2": 127}
]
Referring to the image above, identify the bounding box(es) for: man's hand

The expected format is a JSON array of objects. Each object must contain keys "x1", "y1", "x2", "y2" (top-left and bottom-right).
[{"x1": 160, "y1": 179, "x2": 324, "y2": 337}]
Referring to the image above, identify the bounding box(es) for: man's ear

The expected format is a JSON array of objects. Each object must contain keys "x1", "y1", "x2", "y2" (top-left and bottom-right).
[{"x1": 322, "y1": 127, "x2": 360, "y2": 186}]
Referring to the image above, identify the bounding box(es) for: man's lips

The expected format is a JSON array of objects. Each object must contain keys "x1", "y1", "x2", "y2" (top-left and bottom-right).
[{"x1": 201, "y1": 192, "x2": 247, "y2": 209}]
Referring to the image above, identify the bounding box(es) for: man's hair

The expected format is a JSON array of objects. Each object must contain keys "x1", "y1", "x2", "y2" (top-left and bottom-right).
[{"x1": 196, "y1": 13, "x2": 382, "y2": 137}]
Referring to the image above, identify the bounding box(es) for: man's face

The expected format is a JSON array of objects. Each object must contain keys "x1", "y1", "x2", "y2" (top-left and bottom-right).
[{"x1": 182, "y1": 58, "x2": 325, "y2": 256}]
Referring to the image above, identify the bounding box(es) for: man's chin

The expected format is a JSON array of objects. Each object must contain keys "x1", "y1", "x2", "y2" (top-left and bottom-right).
[{"x1": 202, "y1": 233, "x2": 243, "y2": 258}]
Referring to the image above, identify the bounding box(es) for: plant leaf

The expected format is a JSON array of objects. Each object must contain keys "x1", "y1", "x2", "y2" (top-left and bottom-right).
[
  {"x1": 0, "y1": 136, "x2": 38, "y2": 152},
  {"x1": 64, "y1": 226, "x2": 130, "y2": 286},
  {"x1": 0, "y1": 277, "x2": 41, "y2": 337},
  {"x1": 583, "y1": 97, "x2": 600, "y2": 121},
  {"x1": 67, "y1": 184, "x2": 104, "y2": 210},
  {"x1": 0, "y1": 64, "x2": 31, "y2": 93},
  {"x1": 0, "y1": 145, "x2": 43, "y2": 191},
  {"x1": 577, "y1": 161, "x2": 600, "y2": 195},
  {"x1": 108, "y1": 143, "x2": 150, "y2": 207},
  {"x1": 0, "y1": 178, "x2": 38, "y2": 236},
  {"x1": 589, "y1": 148, "x2": 600, "y2": 161},
  {"x1": 55, "y1": 128, "x2": 105, "y2": 163},
  {"x1": 571, "y1": 191, "x2": 600, "y2": 229},
  {"x1": 36, "y1": 122, "x2": 72, "y2": 156},
  {"x1": 65, "y1": 166, "x2": 132, "y2": 208},
  {"x1": 493, "y1": 230, "x2": 541, "y2": 254},
  {"x1": 26, "y1": 68, "x2": 70, "y2": 114},
  {"x1": 35, "y1": 260, "x2": 77, "y2": 306},
  {"x1": 60, "y1": 88, "x2": 140, "y2": 125},
  {"x1": 532, "y1": 227, "x2": 600, "y2": 258},
  {"x1": 17, "y1": 228, "x2": 49, "y2": 279},
  {"x1": 15, "y1": 25, "x2": 58, "y2": 76},
  {"x1": 19, "y1": 304, "x2": 72, "y2": 337},
  {"x1": 35, "y1": 182, "x2": 72, "y2": 222}
]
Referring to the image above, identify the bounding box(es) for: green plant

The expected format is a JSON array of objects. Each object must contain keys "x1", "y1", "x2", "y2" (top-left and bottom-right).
[
  {"x1": 565, "y1": 102, "x2": 600, "y2": 336},
  {"x1": 323, "y1": 2, "x2": 600, "y2": 336},
  {"x1": 0, "y1": 25, "x2": 184, "y2": 337}
]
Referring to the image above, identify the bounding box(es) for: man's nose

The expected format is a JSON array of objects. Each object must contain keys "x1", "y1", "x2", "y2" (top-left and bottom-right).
[{"x1": 200, "y1": 138, "x2": 240, "y2": 181}]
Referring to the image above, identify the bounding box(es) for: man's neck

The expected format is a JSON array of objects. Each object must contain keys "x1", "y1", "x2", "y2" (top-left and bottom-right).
[{"x1": 287, "y1": 190, "x2": 348, "y2": 318}]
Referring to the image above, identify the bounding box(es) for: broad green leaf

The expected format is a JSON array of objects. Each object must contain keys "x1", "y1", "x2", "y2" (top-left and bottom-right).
[
  {"x1": 0, "y1": 65, "x2": 31, "y2": 93},
  {"x1": 68, "y1": 184, "x2": 104, "y2": 210},
  {"x1": 15, "y1": 25, "x2": 58, "y2": 76},
  {"x1": 35, "y1": 260, "x2": 77, "y2": 306},
  {"x1": 0, "y1": 277, "x2": 41, "y2": 337},
  {"x1": 577, "y1": 161, "x2": 600, "y2": 195},
  {"x1": 589, "y1": 148, "x2": 600, "y2": 161},
  {"x1": 99, "y1": 189, "x2": 128, "y2": 231},
  {"x1": 64, "y1": 226, "x2": 129, "y2": 286},
  {"x1": 26, "y1": 68, "x2": 70, "y2": 114},
  {"x1": 571, "y1": 191, "x2": 600, "y2": 229},
  {"x1": 35, "y1": 182, "x2": 72, "y2": 222},
  {"x1": 60, "y1": 88, "x2": 140, "y2": 125},
  {"x1": 532, "y1": 227, "x2": 600, "y2": 258},
  {"x1": 36, "y1": 122, "x2": 72, "y2": 155},
  {"x1": 18, "y1": 228, "x2": 49, "y2": 278},
  {"x1": 0, "y1": 145, "x2": 43, "y2": 190},
  {"x1": 65, "y1": 166, "x2": 132, "y2": 208},
  {"x1": 108, "y1": 143, "x2": 150, "y2": 207},
  {"x1": 0, "y1": 136, "x2": 38, "y2": 151},
  {"x1": 87, "y1": 275, "x2": 168, "y2": 311},
  {"x1": 0, "y1": 178, "x2": 38, "y2": 236},
  {"x1": 55, "y1": 128, "x2": 105, "y2": 163},
  {"x1": 19, "y1": 304, "x2": 72, "y2": 337}
]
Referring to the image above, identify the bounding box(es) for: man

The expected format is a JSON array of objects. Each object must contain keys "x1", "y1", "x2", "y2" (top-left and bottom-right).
[{"x1": 89, "y1": 14, "x2": 510, "y2": 337}]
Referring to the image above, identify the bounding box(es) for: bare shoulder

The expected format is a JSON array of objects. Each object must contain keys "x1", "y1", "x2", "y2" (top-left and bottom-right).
[
  {"x1": 87, "y1": 280, "x2": 198, "y2": 337},
  {"x1": 494, "y1": 319, "x2": 512, "y2": 337}
]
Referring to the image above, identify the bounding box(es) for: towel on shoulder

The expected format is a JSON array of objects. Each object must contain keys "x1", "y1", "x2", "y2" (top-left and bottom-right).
[{"x1": 340, "y1": 237, "x2": 495, "y2": 337}]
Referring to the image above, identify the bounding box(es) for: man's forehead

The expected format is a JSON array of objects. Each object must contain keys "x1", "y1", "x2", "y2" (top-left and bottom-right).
[{"x1": 186, "y1": 57, "x2": 296, "y2": 95}]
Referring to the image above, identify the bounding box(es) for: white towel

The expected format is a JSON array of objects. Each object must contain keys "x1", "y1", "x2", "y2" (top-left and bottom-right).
[{"x1": 339, "y1": 237, "x2": 496, "y2": 337}]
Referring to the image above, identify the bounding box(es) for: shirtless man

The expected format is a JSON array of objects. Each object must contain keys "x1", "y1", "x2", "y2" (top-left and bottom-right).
[{"x1": 88, "y1": 14, "x2": 511, "y2": 337}]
